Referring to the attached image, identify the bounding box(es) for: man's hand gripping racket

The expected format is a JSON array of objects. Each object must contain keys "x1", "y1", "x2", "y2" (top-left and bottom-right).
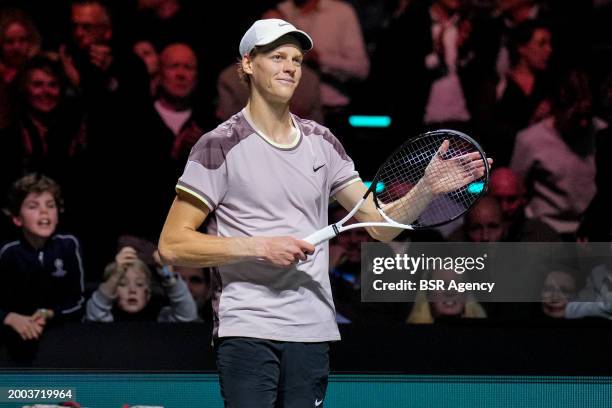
[{"x1": 304, "y1": 129, "x2": 492, "y2": 246}]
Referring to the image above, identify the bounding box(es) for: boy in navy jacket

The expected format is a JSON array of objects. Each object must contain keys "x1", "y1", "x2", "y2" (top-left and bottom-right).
[{"x1": 0, "y1": 174, "x2": 85, "y2": 341}]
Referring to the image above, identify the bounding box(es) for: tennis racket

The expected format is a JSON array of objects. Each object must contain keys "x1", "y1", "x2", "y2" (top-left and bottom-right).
[{"x1": 304, "y1": 129, "x2": 490, "y2": 246}]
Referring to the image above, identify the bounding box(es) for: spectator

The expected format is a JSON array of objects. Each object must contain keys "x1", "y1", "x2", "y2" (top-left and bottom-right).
[
  {"x1": 489, "y1": 20, "x2": 554, "y2": 165},
  {"x1": 56, "y1": 1, "x2": 151, "y2": 270},
  {"x1": 540, "y1": 267, "x2": 577, "y2": 319},
  {"x1": 59, "y1": 0, "x2": 149, "y2": 105},
  {"x1": 173, "y1": 265, "x2": 212, "y2": 322},
  {"x1": 85, "y1": 246, "x2": 197, "y2": 322},
  {"x1": 0, "y1": 8, "x2": 41, "y2": 129},
  {"x1": 449, "y1": 196, "x2": 506, "y2": 242},
  {"x1": 0, "y1": 55, "x2": 87, "y2": 198},
  {"x1": 371, "y1": 0, "x2": 493, "y2": 136},
  {"x1": 132, "y1": 39, "x2": 160, "y2": 96},
  {"x1": 511, "y1": 70, "x2": 605, "y2": 238},
  {"x1": 421, "y1": 0, "x2": 474, "y2": 128},
  {"x1": 123, "y1": 42, "x2": 215, "y2": 241},
  {"x1": 0, "y1": 8, "x2": 40, "y2": 85},
  {"x1": 407, "y1": 266, "x2": 487, "y2": 324},
  {"x1": 494, "y1": 0, "x2": 546, "y2": 77},
  {"x1": 565, "y1": 257, "x2": 612, "y2": 320},
  {"x1": 0, "y1": 174, "x2": 85, "y2": 341},
  {"x1": 489, "y1": 167, "x2": 559, "y2": 241}
]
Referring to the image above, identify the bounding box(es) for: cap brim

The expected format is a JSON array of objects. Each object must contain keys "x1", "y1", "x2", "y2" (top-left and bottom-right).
[{"x1": 255, "y1": 29, "x2": 313, "y2": 53}]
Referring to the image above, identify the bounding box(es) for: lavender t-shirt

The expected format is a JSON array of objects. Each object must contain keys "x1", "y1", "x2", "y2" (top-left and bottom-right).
[{"x1": 176, "y1": 109, "x2": 359, "y2": 341}]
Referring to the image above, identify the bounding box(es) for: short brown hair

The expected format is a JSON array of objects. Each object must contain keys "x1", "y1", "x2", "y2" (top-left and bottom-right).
[
  {"x1": 7, "y1": 173, "x2": 63, "y2": 217},
  {"x1": 236, "y1": 47, "x2": 263, "y2": 87}
]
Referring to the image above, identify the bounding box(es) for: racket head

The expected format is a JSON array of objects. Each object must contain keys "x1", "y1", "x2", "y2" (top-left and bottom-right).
[{"x1": 372, "y1": 129, "x2": 489, "y2": 229}]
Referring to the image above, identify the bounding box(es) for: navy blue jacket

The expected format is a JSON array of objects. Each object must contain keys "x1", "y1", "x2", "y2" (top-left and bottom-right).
[{"x1": 0, "y1": 234, "x2": 85, "y2": 323}]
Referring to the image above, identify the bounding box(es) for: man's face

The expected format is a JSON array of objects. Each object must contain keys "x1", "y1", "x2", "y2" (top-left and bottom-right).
[
  {"x1": 489, "y1": 169, "x2": 525, "y2": 221},
  {"x1": 465, "y1": 199, "x2": 505, "y2": 242},
  {"x1": 335, "y1": 226, "x2": 369, "y2": 264},
  {"x1": 133, "y1": 40, "x2": 159, "y2": 75},
  {"x1": 175, "y1": 266, "x2": 207, "y2": 307},
  {"x1": 159, "y1": 44, "x2": 197, "y2": 100},
  {"x1": 26, "y1": 68, "x2": 61, "y2": 114},
  {"x1": 71, "y1": 3, "x2": 111, "y2": 50},
  {"x1": 244, "y1": 38, "x2": 303, "y2": 104},
  {"x1": 519, "y1": 28, "x2": 552, "y2": 72},
  {"x1": 13, "y1": 191, "x2": 59, "y2": 240}
]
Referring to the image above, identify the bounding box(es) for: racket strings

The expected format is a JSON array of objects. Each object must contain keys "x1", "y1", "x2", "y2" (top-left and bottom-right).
[{"x1": 375, "y1": 132, "x2": 487, "y2": 228}]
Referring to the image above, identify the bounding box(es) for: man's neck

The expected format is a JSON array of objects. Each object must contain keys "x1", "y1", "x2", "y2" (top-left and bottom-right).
[
  {"x1": 157, "y1": 95, "x2": 191, "y2": 112},
  {"x1": 246, "y1": 92, "x2": 295, "y2": 145}
]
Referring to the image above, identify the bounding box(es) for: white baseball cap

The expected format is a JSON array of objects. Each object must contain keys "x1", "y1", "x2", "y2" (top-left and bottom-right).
[{"x1": 239, "y1": 18, "x2": 313, "y2": 56}]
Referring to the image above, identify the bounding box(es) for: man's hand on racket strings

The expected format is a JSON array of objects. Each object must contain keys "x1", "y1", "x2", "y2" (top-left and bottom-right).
[{"x1": 423, "y1": 139, "x2": 492, "y2": 195}]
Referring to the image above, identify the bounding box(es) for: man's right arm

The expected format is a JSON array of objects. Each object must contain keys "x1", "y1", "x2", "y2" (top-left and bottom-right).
[{"x1": 158, "y1": 191, "x2": 314, "y2": 268}]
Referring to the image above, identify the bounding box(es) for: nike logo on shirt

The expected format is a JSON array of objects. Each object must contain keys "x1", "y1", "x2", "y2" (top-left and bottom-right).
[
  {"x1": 313, "y1": 164, "x2": 325, "y2": 172},
  {"x1": 315, "y1": 399, "x2": 323, "y2": 406}
]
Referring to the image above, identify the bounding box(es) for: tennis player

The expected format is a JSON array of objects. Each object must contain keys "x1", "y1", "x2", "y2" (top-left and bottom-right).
[{"x1": 158, "y1": 18, "x2": 486, "y2": 408}]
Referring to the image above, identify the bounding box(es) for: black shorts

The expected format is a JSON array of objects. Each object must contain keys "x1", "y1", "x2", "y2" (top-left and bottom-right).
[{"x1": 216, "y1": 337, "x2": 330, "y2": 408}]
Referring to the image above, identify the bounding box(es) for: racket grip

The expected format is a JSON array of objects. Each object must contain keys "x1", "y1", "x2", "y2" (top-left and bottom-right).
[{"x1": 303, "y1": 225, "x2": 338, "y2": 246}]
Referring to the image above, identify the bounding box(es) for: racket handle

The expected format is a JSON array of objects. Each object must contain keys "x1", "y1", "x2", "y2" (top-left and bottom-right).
[{"x1": 303, "y1": 225, "x2": 338, "y2": 246}]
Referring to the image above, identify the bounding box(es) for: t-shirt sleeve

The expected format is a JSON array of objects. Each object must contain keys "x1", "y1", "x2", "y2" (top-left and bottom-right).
[
  {"x1": 176, "y1": 135, "x2": 229, "y2": 211},
  {"x1": 324, "y1": 130, "x2": 360, "y2": 197}
]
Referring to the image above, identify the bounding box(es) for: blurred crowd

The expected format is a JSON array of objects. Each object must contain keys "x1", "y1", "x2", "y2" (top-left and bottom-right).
[{"x1": 1, "y1": 0, "x2": 612, "y2": 343}]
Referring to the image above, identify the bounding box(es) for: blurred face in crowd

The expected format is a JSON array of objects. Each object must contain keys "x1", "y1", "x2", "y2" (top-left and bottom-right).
[
  {"x1": 71, "y1": 3, "x2": 111, "y2": 50},
  {"x1": 436, "y1": 0, "x2": 462, "y2": 13},
  {"x1": 557, "y1": 98, "x2": 593, "y2": 140},
  {"x1": 159, "y1": 43, "x2": 197, "y2": 100},
  {"x1": 12, "y1": 191, "x2": 59, "y2": 241},
  {"x1": 498, "y1": 0, "x2": 532, "y2": 13},
  {"x1": 133, "y1": 40, "x2": 159, "y2": 76},
  {"x1": 331, "y1": 207, "x2": 369, "y2": 265},
  {"x1": 25, "y1": 68, "x2": 61, "y2": 114},
  {"x1": 519, "y1": 28, "x2": 552, "y2": 72},
  {"x1": 1, "y1": 22, "x2": 32, "y2": 67},
  {"x1": 116, "y1": 267, "x2": 150, "y2": 314},
  {"x1": 428, "y1": 268, "x2": 467, "y2": 318},
  {"x1": 489, "y1": 168, "x2": 526, "y2": 221},
  {"x1": 464, "y1": 197, "x2": 505, "y2": 242},
  {"x1": 335, "y1": 227, "x2": 369, "y2": 264},
  {"x1": 175, "y1": 266, "x2": 208, "y2": 307},
  {"x1": 541, "y1": 270, "x2": 576, "y2": 318},
  {"x1": 138, "y1": 0, "x2": 164, "y2": 9},
  {"x1": 242, "y1": 36, "x2": 303, "y2": 105}
]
